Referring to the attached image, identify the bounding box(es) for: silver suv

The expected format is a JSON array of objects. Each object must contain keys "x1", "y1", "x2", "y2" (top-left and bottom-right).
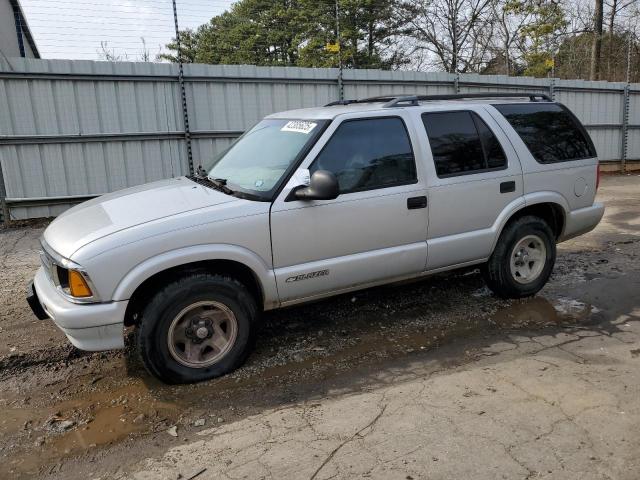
[{"x1": 27, "y1": 93, "x2": 604, "y2": 383}]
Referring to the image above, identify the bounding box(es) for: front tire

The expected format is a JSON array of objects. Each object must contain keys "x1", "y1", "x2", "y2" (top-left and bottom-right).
[
  {"x1": 137, "y1": 273, "x2": 257, "y2": 384},
  {"x1": 482, "y1": 216, "x2": 556, "y2": 299}
]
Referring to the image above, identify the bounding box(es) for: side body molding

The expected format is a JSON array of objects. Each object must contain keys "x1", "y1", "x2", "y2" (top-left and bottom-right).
[{"x1": 111, "y1": 244, "x2": 279, "y2": 309}]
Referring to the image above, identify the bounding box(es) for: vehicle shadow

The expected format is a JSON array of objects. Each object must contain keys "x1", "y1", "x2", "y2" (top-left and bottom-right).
[
  {"x1": 11, "y1": 267, "x2": 635, "y2": 479},
  {"x1": 124, "y1": 267, "x2": 638, "y2": 424}
]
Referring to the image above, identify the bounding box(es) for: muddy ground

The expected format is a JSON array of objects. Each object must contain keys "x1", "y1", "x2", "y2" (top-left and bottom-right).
[{"x1": 0, "y1": 174, "x2": 638, "y2": 479}]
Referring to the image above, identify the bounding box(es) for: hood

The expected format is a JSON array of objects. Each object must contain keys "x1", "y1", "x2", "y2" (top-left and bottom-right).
[{"x1": 43, "y1": 177, "x2": 239, "y2": 258}]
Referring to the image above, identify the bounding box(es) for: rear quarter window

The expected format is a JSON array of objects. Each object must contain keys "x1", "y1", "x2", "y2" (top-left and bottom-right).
[{"x1": 494, "y1": 103, "x2": 596, "y2": 163}]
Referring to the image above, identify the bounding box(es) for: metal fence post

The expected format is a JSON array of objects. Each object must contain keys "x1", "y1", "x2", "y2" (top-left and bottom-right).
[
  {"x1": 335, "y1": 0, "x2": 344, "y2": 101},
  {"x1": 0, "y1": 161, "x2": 9, "y2": 224},
  {"x1": 172, "y1": 0, "x2": 194, "y2": 175},
  {"x1": 621, "y1": 84, "x2": 630, "y2": 172},
  {"x1": 548, "y1": 77, "x2": 556, "y2": 101},
  {"x1": 453, "y1": 73, "x2": 460, "y2": 94}
]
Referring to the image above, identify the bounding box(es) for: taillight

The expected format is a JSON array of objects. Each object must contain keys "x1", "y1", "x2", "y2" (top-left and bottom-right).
[{"x1": 596, "y1": 163, "x2": 601, "y2": 191}]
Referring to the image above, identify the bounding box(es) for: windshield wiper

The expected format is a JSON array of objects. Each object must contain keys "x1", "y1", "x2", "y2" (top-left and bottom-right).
[
  {"x1": 207, "y1": 177, "x2": 235, "y2": 195},
  {"x1": 187, "y1": 167, "x2": 235, "y2": 196}
]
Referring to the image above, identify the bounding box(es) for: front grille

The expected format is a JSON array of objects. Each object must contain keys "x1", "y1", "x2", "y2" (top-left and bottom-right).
[{"x1": 40, "y1": 249, "x2": 56, "y2": 283}]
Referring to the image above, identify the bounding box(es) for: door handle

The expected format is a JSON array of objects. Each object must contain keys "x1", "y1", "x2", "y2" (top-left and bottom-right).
[
  {"x1": 500, "y1": 181, "x2": 516, "y2": 193},
  {"x1": 407, "y1": 196, "x2": 427, "y2": 209}
]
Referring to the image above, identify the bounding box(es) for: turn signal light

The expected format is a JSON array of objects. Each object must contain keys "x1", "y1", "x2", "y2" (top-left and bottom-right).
[{"x1": 68, "y1": 270, "x2": 92, "y2": 298}]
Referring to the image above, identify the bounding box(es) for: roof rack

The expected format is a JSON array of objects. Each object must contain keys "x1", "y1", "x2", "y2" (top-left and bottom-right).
[
  {"x1": 323, "y1": 99, "x2": 361, "y2": 106},
  {"x1": 324, "y1": 92, "x2": 551, "y2": 108}
]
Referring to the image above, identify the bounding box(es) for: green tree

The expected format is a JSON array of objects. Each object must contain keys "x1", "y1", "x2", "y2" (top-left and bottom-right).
[
  {"x1": 162, "y1": 0, "x2": 408, "y2": 69},
  {"x1": 157, "y1": 29, "x2": 200, "y2": 63},
  {"x1": 504, "y1": 0, "x2": 568, "y2": 77}
]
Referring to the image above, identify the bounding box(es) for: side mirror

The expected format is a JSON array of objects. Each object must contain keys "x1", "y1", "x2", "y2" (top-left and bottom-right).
[{"x1": 288, "y1": 170, "x2": 339, "y2": 201}]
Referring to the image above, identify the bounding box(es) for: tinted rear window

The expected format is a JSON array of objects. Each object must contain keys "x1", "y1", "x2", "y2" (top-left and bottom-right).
[{"x1": 494, "y1": 103, "x2": 596, "y2": 163}]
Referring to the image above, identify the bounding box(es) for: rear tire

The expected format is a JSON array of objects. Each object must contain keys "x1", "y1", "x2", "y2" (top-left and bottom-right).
[
  {"x1": 482, "y1": 215, "x2": 556, "y2": 299},
  {"x1": 137, "y1": 273, "x2": 258, "y2": 384}
]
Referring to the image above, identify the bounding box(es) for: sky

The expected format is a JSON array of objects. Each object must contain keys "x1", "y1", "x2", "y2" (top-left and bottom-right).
[{"x1": 20, "y1": 0, "x2": 235, "y2": 61}]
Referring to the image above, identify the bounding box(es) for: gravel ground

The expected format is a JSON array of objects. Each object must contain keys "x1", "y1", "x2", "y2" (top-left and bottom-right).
[{"x1": 0, "y1": 174, "x2": 638, "y2": 479}]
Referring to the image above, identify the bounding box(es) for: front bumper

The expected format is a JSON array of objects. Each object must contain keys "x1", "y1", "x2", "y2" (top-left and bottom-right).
[
  {"x1": 27, "y1": 281, "x2": 48, "y2": 320},
  {"x1": 30, "y1": 267, "x2": 127, "y2": 351}
]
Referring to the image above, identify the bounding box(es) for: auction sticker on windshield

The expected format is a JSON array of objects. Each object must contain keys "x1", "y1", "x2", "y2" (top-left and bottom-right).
[{"x1": 281, "y1": 120, "x2": 317, "y2": 134}]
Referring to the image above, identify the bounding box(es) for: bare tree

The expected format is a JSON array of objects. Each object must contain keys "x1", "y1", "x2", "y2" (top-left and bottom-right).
[
  {"x1": 399, "y1": 0, "x2": 494, "y2": 73},
  {"x1": 591, "y1": 0, "x2": 604, "y2": 79},
  {"x1": 98, "y1": 38, "x2": 154, "y2": 63},
  {"x1": 605, "y1": 0, "x2": 637, "y2": 76},
  {"x1": 606, "y1": 0, "x2": 636, "y2": 32},
  {"x1": 490, "y1": 0, "x2": 535, "y2": 74},
  {"x1": 140, "y1": 37, "x2": 150, "y2": 62},
  {"x1": 98, "y1": 41, "x2": 124, "y2": 62}
]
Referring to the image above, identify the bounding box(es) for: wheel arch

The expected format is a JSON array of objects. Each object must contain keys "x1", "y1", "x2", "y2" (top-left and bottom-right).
[
  {"x1": 114, "y1": 245, "x2": 278, "y2": 327},
  {"x1": 491, "y1": 194, "x2": 568, "y2": 254}
]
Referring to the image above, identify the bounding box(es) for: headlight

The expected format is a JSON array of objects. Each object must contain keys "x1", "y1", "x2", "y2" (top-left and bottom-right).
[{"x1": 40, "y1": 240, "x2": 98, "y2": 303}]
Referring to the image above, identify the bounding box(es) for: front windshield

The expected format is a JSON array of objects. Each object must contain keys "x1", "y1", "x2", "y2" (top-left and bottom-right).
[{"x1": 207, "y1": 118, "x2": 327, "y2": 197}]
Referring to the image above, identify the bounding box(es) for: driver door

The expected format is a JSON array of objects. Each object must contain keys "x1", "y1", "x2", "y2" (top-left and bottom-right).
[{"x1": 270, "y1": 114, "x2": 429, "y2": 305}]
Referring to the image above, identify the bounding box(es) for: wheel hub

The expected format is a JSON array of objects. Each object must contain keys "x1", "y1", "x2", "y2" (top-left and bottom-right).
[
  {"x1": 184, "y1": 318, "x2": 213, "y2": 344},
  {"x1": 196, "y1": 326, "x2": 209, "y2": 339},
  {"x1": 167, "y1": 301, "x2": 239, "y2": 369},
  {"x1": 514, "y1": 248, "x2": 530, "y2": 266},
  {"x1": 509, "y1": 235, "x2": 547, "y2": 285}
]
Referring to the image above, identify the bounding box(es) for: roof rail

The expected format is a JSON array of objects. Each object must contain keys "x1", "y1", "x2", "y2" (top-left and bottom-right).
[
  {"x1": 324, "y1": 95, "x2": 409, "y2": 107},
  {"x1": 324, "y1": 92, "x2": 551, "y2": 108},
  {"x1": 324, "y1": 99, "x2": 361, "y2": 106}
]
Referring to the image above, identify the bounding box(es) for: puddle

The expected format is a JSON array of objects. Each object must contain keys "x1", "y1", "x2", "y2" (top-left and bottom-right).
[
  {"x1": 2, "y1": 378, "x2": 182, "y2": 477},
  {"x1": 492, "y1": 296, "x2": 595, "y2": 327},
  {"x1": 1, "y1": 294, "x2": 599, "y2": 478},
  {"x1": 48, "y1": 383, "x2": 178, "y2": 453}
]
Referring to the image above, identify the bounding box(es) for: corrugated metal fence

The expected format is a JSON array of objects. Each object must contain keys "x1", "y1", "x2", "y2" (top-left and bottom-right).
[{"x1": 0, "y1": 57, "x2": 638, "y2": 221}]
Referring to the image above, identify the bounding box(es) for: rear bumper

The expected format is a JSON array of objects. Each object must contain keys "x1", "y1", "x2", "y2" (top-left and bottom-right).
[
  {"x1": 31, "y1": 267, "x2": 127, "y2": 351},
  {"x1": 560, "y1": 202, "x2": 605, "y2": 242}
]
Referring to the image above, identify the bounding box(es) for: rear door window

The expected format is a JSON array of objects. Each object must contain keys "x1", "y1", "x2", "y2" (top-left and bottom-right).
[
  {"x1": 474, "y1": 114, "x2": 508, "y2": 169},
  {"x1": 494, "y1": 103, "x2": 596, "y2": 163},
  {"x1": 421, "y1": 111, "x2": 507, "y2": 177}
]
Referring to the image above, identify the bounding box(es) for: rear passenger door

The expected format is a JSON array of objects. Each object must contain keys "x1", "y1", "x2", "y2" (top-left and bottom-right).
[{"x1": 420, "y1": 107, "x2": 524, "y2": 270}]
